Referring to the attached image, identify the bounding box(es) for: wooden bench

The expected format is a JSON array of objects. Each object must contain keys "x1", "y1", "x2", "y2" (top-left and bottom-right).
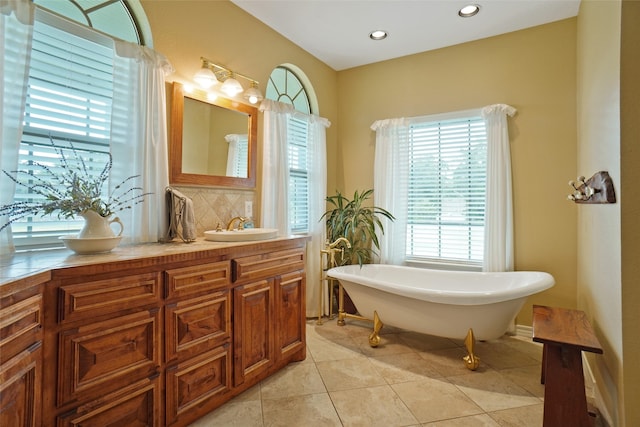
[{"x1": 532, "y1": 305, "x2": 603, "y2": 427}]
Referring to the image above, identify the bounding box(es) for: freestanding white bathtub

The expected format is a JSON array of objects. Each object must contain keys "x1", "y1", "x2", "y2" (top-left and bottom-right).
[{"x1": 327, "y1": 264, "x2": 555, "y2": 341}]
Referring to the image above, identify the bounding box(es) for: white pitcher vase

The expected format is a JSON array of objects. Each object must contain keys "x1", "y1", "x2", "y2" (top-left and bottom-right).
[{"x1": 78, "y1": 210, "x2": 124, "y2": 239}]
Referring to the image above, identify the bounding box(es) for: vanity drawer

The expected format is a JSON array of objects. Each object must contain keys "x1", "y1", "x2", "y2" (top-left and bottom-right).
[
  {"x1": 58, "y1": 272, "x2": 161, "y2": 324},
  {"x1": 233, "y1": 249, "x2": 304, "y2": 283},
  {"x1": 56, "y1": 375, "x2": 161, "y2": 427},
  {"x1": 165, "y1": 291, "x2": 231, "y2": 363},
  {"x1": 165, "y1": 261, "x2": 231, "y2": 300},
  {"x1": 0, "y1": 294, "x2": 42, "y2": 362},
  {"x1": 165, "y1": 345, "x2": 231, "y2": 425}
]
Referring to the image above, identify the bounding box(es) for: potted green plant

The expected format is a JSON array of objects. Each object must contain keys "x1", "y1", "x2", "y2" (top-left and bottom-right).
[
  {"x1": 321, "y1": 189, "x2": 394, "y2": 313},
  {"x1": 0, "y1": 136, "x2": 150, "y2": 252},
  {"x1": 322, "y1": 189, "x2": 394, "y2": 266}
]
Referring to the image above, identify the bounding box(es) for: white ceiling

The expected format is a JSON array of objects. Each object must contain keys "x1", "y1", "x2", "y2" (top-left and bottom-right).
[{"x1": 231, "y1": 0, "x2": 581, "y2": 71}]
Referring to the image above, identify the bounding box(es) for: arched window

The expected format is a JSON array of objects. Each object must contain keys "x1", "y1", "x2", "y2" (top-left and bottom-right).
[
  {"x1": 34, "y1": 0, "x2": 152, "y2": 45},
  {"x1": 265, "y1": 66, "x2": 318, "y2": 233},
  {"x1": 266, "y1": 66, "x2": 312, "y2": 114},
  {"x1": 6, "y1": 1, "x2": 151, "y2": 250}
]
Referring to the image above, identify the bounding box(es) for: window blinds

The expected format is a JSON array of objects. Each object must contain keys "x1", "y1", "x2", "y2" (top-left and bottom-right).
[
  {"x1": 288, "y1": 116, "x2": 310, "y2": 233},
  {"x1": 12, "y1": 18, "x2": 114, "y2": 250},
  {"x1": 406, "y1": 116, "x2": 487, "y2": 265}
]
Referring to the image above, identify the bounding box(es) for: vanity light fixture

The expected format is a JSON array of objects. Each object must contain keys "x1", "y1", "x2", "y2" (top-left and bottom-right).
[
  {"x1": 193, "y1": 59, "x2": 218, "y2": 89},
  {"x1": 243, "y1": 81, "x2": 264, "y2": 104},
  {"x1": 369, "y1": 30, "x2": 388, "y2": 40},
  {"x1": 220, "y1": 72, "x2": 244, "y2": 97},
  {"x1": 458, "y1": 4, "x2": 480, "y2": 17},
  {"x1": 194, "y1": 57, "x2": 263, "y2": 102}
]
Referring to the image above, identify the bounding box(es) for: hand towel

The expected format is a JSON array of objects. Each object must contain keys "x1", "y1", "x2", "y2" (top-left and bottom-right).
[{"x1": 166, "y1": 187, "x2": 196, "y2": 242}]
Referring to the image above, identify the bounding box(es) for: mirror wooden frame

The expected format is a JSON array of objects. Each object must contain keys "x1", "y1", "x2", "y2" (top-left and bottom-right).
[{"x1": 169, "y1": 81, "x2": 258, "y2": 188}]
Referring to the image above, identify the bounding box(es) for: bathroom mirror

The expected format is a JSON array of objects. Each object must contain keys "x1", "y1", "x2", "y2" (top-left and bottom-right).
[{"x1": 169, "y1": 81, "x2": 257, "y2": 188}]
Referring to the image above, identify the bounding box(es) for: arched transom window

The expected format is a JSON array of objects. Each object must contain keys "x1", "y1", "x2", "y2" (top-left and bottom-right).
[
  {"x1": 34, "y1": 0, "x2": 151, "y2": 45},
  {"x1": 266, "y1": 66, "x2": 311, "y2": 114}
]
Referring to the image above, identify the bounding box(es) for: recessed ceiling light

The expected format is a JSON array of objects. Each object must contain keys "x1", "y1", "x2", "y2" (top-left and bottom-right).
[
  {"x1": 458, "y1": 4, "x2": 480, "y2": 18},
  {"x1": 369, "y1": 30, "x2": 388, "y2": 41}
]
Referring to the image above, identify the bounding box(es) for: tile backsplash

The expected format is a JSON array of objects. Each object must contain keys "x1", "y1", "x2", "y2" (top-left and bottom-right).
[{"x1": 173, "y1": 186, "x2": 255, "y2": 236}]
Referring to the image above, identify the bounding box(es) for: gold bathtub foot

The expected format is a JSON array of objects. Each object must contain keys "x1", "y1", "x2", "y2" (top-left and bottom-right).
[
  {"x1": 462, "y1": 328, "x2": 480, "y2": 371},
  {"x1": 337, "y1": 309, "x2": 346, "y2": 326},
  {"x1": 368, "y1": 311, "x2": 383, "y2": 347}
]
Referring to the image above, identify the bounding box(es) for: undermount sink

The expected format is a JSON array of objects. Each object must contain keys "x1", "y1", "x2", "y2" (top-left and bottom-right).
[{"x1": 204, "y1": 228, "x2": 279, "y2": 242}]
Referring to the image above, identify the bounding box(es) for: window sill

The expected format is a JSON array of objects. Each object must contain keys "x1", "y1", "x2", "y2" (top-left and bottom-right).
[{"x1": 404, "y1": 258, "x2": 482, "y2": 272}]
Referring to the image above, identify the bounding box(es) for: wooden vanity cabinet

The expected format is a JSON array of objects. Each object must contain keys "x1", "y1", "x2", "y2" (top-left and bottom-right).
[
  {"x1": 2, "y1": 236, "x2": 307, "y2": 426},
  {"x1": 164, "y1": 261, "x2": 232, "y2": 425},
  {"x1": 232, "y1": 248, "x2": 306, "y2": 386},
  {"x1": 0, "y1": 275, "x2": 46, "y2": 427},
  {"x1": 276, "y1": 270, "x2": 306, "y2": 361},
  {"x1": 45, "y1": 271, "x2": 163, "y2": 426},
  {"x1": 233, "y1": 278, "x2": 276, "y2": 386}
]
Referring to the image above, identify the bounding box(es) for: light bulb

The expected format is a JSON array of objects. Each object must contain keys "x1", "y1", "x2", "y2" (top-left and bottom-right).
[
  {"x1": 243, "y1": 84, "x2": 263, "y2": 104},
  {"x1": 194, "y1": 67, "x2": 218, "y2": 89},
  {"x1": 221, "y1": 76, "x2": 243, "y2": 97}
]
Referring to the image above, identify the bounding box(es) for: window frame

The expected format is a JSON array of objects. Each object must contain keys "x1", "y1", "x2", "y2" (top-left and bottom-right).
[
  {"x1": 403, "y1": 110, "x2": 488, "y2": 270},
  {"x1": 265, "y1": 66, "x2": 314, "y2": 234},
  {"x1": 6, "y1": 5, "x2": 145, "y2": 251}
]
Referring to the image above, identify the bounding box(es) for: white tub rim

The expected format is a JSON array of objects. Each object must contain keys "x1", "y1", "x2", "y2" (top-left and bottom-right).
[{"x1": 327, "y1": 264, "x2": 554, "y2": 306}]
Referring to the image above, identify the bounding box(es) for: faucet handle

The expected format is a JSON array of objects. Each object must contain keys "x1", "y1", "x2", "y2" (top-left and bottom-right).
[{"x1": 238, "y1": 217, "x2": 248, "y2": 230}]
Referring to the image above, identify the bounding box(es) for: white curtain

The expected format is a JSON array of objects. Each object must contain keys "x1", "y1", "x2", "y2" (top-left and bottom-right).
[
  {"x1": 305, "y1": 113, "x2": 328, "y2": 317},
  {"x1": 0, "y1": 0, "x2": 34, "y2": 254},
  {"x1": 372, "y1": 118, "x2": 410, "y2": 265},
  {"x1": 225, "y1": 133, "x2": 247, "y2": 177},
  {"x1": 111, "y1": 41, "x2": 173, "y2": 244},
  {"x1": 259, "y1": 99, "x2": 330, "y2": 317},
  {"x1": 481, "y1": 104, "x2": 517, "y2": 272},
  {"x1": 259, "y1": 100, "x2": 292, "y2": 233}
]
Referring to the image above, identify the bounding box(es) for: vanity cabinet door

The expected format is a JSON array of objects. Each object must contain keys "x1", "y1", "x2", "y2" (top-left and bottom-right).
[
  {"x1": 276, "y1": 271, "x2": 306, "y2": 362},
  {"x1": 233, "y1": 279, "x2": 275, "y2": 386},
  {"x1": 0, "y1": 343, "x2": 42, "y2": 427},
  {"x1": 0, "y1": 283, "x2": 43, "y2": 426}
]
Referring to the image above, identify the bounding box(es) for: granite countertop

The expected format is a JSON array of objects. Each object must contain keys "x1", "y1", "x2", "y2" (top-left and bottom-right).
[{"x1": 0, "y1": 236, "x2": 305, "y2": 286}]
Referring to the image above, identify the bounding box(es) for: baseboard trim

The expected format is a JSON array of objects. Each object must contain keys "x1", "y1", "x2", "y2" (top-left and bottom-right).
[
  {"x1": 582, "y1": 353, "x2": 613, "y2": 427},
  {"x1": 516, "y1": 323, "x2": 533, "y2": 339}
]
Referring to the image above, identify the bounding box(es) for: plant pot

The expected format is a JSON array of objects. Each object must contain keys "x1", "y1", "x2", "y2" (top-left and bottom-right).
[{"x1": 60, "y1": 210, "x2": 124, "y2": 254}]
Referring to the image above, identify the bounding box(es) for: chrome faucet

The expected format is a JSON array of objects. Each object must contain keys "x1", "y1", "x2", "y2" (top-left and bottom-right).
[{"x1": 226, "y1": 216, "x2": 247, "y2": 231}]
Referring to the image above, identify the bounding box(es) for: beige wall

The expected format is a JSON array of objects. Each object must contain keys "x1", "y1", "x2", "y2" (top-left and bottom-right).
[
  {"x1": 576, "y1": 1, "x2": 621, "y2": 424},
  {"x1": 140, "y1": 0, "x2": 339, "y2": 226},
  {"x1": 620, "y1": 2, "x2": 640, "y2": 424},
  {"x1": 336, "y1": 19, "x2": 579, "y2": 325},
  {"x1": 577, "y1": 1, "x2": 640, "y2": 425}
]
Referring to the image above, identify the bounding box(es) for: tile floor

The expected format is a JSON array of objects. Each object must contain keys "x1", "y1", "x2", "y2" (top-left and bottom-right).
[{"x1": 190, "y1": 318, "x2": 547, "y2": 427}]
